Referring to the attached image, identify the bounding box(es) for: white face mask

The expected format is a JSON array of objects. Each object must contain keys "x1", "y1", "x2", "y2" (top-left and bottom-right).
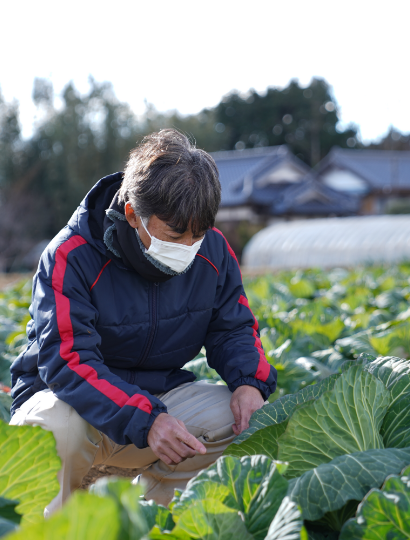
[{"x1": 140, "y1": 217, "x2": 204, "y2": 273}]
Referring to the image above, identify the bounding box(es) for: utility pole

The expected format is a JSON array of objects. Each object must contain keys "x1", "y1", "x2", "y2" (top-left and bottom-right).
[{"x1": 310, "y1": 98, "x2": 320, "y2": 166}]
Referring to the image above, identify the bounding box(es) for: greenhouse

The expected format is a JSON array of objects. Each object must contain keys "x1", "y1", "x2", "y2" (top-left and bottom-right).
[{"x1": 243, "y1": 215, "x2": 410, "y2": 269}]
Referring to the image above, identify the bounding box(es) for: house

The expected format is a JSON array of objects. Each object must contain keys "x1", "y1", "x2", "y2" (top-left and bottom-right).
[
  {"x1": 315, "y1": 148, "x2": 410, "y2": 214},
  {"x1": 211, "y1": 145, "x2": 359, "y2": 259},
  {"x1": 271, "y1": 175, "x2": 360, "y2": 217},
  {"x1": 211, "y1": 146, "x2": 358, "y2": 222}
]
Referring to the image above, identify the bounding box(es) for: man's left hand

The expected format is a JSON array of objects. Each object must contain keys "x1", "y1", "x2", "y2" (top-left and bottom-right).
[{"x1": 230, "y1": 385, "x2": 265, "y2": 436}]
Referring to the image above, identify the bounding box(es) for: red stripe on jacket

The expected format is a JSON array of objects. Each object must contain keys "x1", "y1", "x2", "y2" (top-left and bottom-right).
[
  {"x1": 213, "y1": 227, "x2": 242, "y2": 277},
  {"x1": 238, "y1": 295, "x2": 271, "y2": 382},
  {"x1": 51, "y1": 235, "x2": 152, "y2": 414},
  {"x1": 213, "y1": 227, "x2": 271, "y2": 383},
  {"x1": 90, "y1": 259, "x2": 111, "y2": 291},
  {"x1": 196, "y1": 253, "x2": 219, "y2": 275}
]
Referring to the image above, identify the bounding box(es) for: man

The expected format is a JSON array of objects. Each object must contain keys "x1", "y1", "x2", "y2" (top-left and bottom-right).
[{"x1": 9, "y1": 130, "x2": 277, "y2": 513}]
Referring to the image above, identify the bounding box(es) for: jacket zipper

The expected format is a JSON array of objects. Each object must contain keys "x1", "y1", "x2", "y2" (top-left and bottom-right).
[{"x1": 137, "y1": 282, "x2": 159, "y2": 368}]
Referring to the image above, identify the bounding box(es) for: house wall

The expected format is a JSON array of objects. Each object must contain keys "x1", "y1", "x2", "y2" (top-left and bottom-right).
[
  {"x1": 258, "y1": 162, "x2": 306, "y2": 185},
  {"x1": 216, "y1": 206, "x2": 261, "y2": 223},
  {"x1": 322, "y1": 168, "x2": 369, "y2": 194},
  {"x1": 360, "y1": 195, "x2": 378, "y2": 214},
  {"x1": 360, "y1": 193, "x2": 410, "y2": 215}
]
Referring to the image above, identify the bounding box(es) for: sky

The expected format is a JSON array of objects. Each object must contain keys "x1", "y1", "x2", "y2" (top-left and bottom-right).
[{"x1": 1, "y1": 0, "x2": 408, "y2": 142}]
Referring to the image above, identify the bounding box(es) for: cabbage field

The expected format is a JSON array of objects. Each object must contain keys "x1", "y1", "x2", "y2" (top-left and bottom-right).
[{"x1": 2, "y1": 265, "x2": 410, "y2": 539}]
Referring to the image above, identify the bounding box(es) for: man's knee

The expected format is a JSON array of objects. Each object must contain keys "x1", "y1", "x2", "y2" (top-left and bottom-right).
[
  {"x1": 10, "y1": 390, "x2": 101, "y2": 453},
  {"x1": 164, "y1": 382, "x2": 235, "y2": 440}
]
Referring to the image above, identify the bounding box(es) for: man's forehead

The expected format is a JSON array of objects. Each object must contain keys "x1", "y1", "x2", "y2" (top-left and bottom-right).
[{"x1": 166, "y1": 223, "x2": 186, "y2": 234}]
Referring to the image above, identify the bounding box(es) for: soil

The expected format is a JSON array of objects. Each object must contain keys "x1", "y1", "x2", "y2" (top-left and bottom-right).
[{"x1": 80, "y1": 465, "x2": 141, "y2": 490}]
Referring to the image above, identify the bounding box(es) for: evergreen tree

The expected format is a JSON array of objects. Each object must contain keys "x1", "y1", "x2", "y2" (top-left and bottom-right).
[
  {"x1": 212, "y1": 78, "x2": 358, "y2": 166},
  {"x1": 365, "y1": 126, "x2": 410, "y2": 151},
  {"x1": 1, "y1": 76, "x2": 409, "y2": 270},
  {"x1": 0, "y1": 90, "x2": 22, "y2": 189},
  {"x1": 22, "y1": 78, "x2": 142, "y2": 236}
]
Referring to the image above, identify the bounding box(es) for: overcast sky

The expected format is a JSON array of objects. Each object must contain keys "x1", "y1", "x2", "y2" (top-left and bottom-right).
[{"x1": 1, "y1": 0, "x2": 407, "y2": 142}]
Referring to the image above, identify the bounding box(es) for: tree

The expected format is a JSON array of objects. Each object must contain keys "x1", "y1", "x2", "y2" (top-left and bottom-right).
[
  {"x1": 365, "y1": 126, "x2": 410, "y2": 151},
  {"x1": 1, "y1": 75, "x2": 408, "y2": 270},
  {"x1": 21, "y1": 78, "x2": 144, "y2": 236},
  {"x1": 0, "y1": 89, "x2": 22, "y2": 189},
  {"x1": 0, "y1": 79, "x2": 146, "y2": 269},
  {"x1": 137, "y1": 102, "x2": 226, "y2": 152},
  {"x1": 212, "y1": 78, "x2": 358, "y2": 166},
  {"x1": 0, "y1": 90, "x2": 42, "y2": 271}
]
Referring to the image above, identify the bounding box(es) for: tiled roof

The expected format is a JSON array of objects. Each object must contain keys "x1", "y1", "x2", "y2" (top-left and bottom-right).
[
  {"x1": 272, "y1": 178, "x2": 361, "y2": 216},
  {"x1": 318, "y1": 148, "x2": 410, "y2": 190},
  {"x1": 210, "y1": 146, "x2": 307, "y2": 206}
]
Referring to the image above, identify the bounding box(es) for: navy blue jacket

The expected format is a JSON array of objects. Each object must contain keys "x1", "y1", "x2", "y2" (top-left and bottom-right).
[{"x1": 10, "y1": 173, "x2": 277, "y2": 448}]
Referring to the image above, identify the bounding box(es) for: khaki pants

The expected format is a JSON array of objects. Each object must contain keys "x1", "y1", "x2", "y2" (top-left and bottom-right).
[{"x1": 10, "y1": 381, "x2": 235, "y2": 515}]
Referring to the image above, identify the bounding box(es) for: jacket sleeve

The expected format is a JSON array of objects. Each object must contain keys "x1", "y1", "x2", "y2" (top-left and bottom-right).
[
  {"x1": 204, "y1": 233, "x2": 277, "y2": 401},
  {"x1": 33, "y1": 234, "x2": 166, "y2": 449}
]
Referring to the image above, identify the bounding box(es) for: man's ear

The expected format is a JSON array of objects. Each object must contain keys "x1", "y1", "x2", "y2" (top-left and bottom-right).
[{"x1": 125, "y1": 203, "x2": 139, "y2": 229}]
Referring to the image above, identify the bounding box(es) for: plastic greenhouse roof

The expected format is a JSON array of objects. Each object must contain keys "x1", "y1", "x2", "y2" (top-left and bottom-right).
[{"x1": 242, "y1": 215, "x2": 410, "y2": 269}]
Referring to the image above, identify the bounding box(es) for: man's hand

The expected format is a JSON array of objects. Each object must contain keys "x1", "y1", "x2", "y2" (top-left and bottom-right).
[
  {"x1": 230, "y1": 385, "x2": 264, "y2": 436},
  {"x1": 147, "y1": 413, "x2": 206, "y2": 466}
]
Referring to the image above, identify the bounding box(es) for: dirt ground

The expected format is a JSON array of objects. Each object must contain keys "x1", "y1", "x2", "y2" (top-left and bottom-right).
[{"x1": 80, "y1": 464, "x2": 141, "y2": 490}]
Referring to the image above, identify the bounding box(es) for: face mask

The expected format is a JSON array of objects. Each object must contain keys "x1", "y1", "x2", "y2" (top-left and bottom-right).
[{"x1": 140, "y1": 217, "x2": 204, "y2": 273}]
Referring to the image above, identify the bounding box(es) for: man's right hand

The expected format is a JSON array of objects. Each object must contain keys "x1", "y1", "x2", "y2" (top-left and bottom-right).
[{"x1": 147, "y1": 413, "x2": 207, "y2": 466}]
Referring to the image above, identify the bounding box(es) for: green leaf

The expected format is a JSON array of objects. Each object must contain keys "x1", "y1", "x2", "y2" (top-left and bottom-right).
[
  {"x1": 335, "y1": 331, "x2": 377, "y2": 358},
  {"x1": 287, "y1": 448, "x2": 410, "y2": 523},
  {"x1": 316, "y1": 319, "x2": 345, "y2": 343},
  {"x1": 139, "y1": 500, "x2": 175, "y2": 532},
  {"x1": 92, "y1": 477, "x2": 175, "y2": 537},
  {"x1": 0, "y1": 496, "x2": 21, "y2": 524},
  {"x1": 305, "y1": 532, "x2": 338, "y2": 540},
  {"x1": 0, "y1": 393, "x2": 12, "y2": 423},
  {"x1": 225, "y1": 374, "x2": 341, "y2": 452},
  {"x1": 277, "y1": 365, "x2": 390, "y2": 478},
  {"x1": 149, "y1": 524, "x2": 191, "y2": 540},
  {"x1": 91, "y1": 476, "x2": 152, "y2": 539},
  {"x1": 5, "y1": 491, "x2": 120, "y2": 540},
  {"x1": 170, "y1": 499, "x2": 253, "y2": 540},
  {"x1": 183, "y1": 357, "x2": 222, "y2": 384},
  {"x1": 0, "y1": 518, "x2": 18, "y2": 537},
  {"x1": 265, "y1": 496, "x2": 307, "y2": 540},
  {"x1": 311, "y1": 348, "x2": 348, "y2": 372},
  {"x1": 121, "y1": 490, "x2": 160, "y2": 539},
  {"x1": 289, "y1": 279, "x2": 316, "y2": 299},
  {"x1": 173, "y1": 481, "x2": 232, "y2": 516},
  {"x1": 174, "y1": 455, "x2": 289, "y2": 540},
  {"x1": 364, "y1": 356, "x2": 410, "y2": 448},
  {"x1": 223, "y1": 423, "x2": 288, "y2": 460},
  {"x1": 310, "y1": 500, "x2": 360, "y2": 534},
  {"x1": 0, "y1": 421, "x2": 60, "y2": 525},
  {"x1": 369, "y1": 332, "x2": 393, "y2": 356},
  {"x1": 273, "y1": 356, "x2": 323, "y2": 397},
  {"x1": 0, "y1": 496, "x2": 21, "y2": 537},
  {"x1": 340, "y1": 466, "x2": 410, "y2": 539}
]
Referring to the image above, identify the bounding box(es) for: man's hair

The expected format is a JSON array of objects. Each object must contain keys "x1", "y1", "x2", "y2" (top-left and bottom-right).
[{"x1": 119, "y1": 129, "x2": 221, "y2": 237}]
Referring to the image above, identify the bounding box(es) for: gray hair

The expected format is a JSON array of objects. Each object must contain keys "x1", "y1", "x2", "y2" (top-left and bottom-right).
[{"x1": 119, "y1": 129, "x2": 221, "y2": 237}]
